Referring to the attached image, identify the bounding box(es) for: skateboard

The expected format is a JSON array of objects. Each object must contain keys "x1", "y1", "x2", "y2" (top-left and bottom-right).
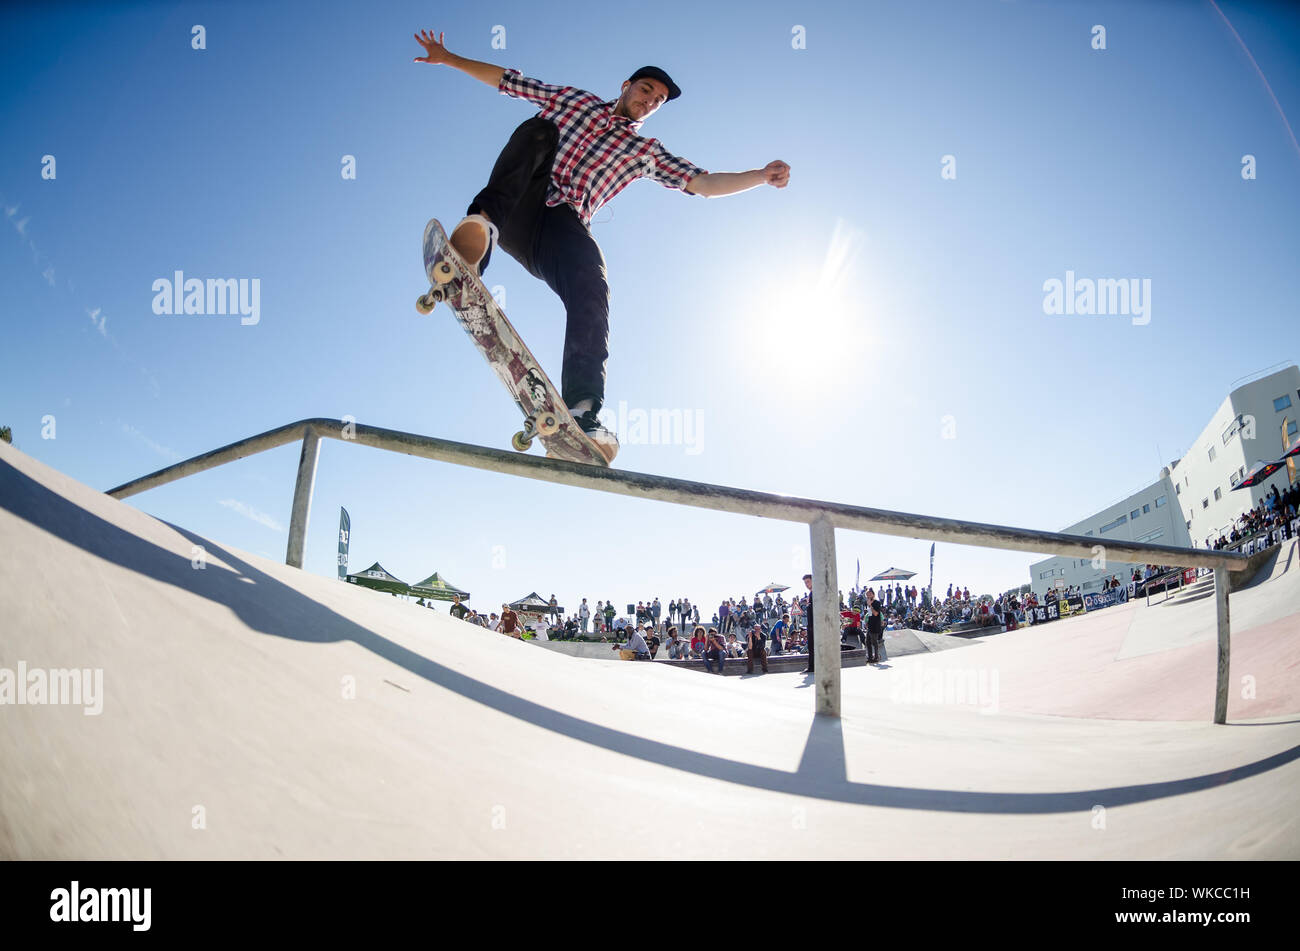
[{"x1": 417, "y1": 218, "x2": 612, "y2": 466}]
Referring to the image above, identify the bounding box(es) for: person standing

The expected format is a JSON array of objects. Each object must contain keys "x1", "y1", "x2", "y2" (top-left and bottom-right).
[
  {"x1": 500, "y1": 604, "x2": 522, "y2": 639},
  {"x1": 604, "y1": 599, "x2": 617, "y2": 632},
  {"x1": 802, "y1": 573, "x2": 815, "y2": 673},
  {"x1": 579, "y1": 597, "x2": 591, "y2": 633},
  {"x1": 866, "y1": 599, "x2": 883, "y2": 664},
  {"x1": 746, "y1": 623, "x2": 768, "y2": 674},
  {"x1": 651, "y1": 597, "x2": 662, "y2": 633},
  {"x1": 548, "y1": 594, "x2": 559, "y2": 624}
]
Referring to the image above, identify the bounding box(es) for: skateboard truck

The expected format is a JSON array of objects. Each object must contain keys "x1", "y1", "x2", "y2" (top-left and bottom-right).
[
  {"x1": 512, "y1": 411, "x2": 560, "y2": 451},
  {"x1": 415, "y1": 260, "x2": 459, "y2": 314}
]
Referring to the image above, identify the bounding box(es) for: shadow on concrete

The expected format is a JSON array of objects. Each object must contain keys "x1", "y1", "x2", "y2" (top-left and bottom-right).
[{"x1": 6, "y1": 457, "x2": 1300, "y2": 816}]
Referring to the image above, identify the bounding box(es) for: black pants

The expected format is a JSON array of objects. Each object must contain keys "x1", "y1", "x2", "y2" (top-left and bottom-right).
[{"x1": 467, "y1": 117, "x2": 610, "y2": 415}]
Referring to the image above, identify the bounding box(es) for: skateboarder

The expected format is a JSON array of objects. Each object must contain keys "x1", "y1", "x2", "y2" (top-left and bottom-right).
[{"x1": 414, "y1": 29, "x2": 791, "y2": 460}]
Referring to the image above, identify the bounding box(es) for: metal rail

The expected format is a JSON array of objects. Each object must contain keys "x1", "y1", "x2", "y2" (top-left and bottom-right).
[{"x1": 107, "y1": 418, "x2": 1254, "y2": 722}]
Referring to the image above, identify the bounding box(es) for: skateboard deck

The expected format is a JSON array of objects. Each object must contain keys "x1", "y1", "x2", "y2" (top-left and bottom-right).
[{"x1": 417, "y1": 218, "x2": 612, "y2": 466}]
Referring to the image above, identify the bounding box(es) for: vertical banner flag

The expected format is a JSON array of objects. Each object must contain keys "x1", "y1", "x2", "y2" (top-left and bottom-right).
[
  {"x1": 1284, "y1": 418, "x2": 1296, "y2": 485},
  {"x1": 338, "y1": 507, "x2": 351, "y2": 580},
  {"x1": 928, "y1": 542, "x2": 935, "y2": 604}
]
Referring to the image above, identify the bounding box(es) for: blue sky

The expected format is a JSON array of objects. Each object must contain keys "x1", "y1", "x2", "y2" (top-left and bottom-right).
[{"x1": 2, "y1": 0, "x2": 1298, "y2": 617}]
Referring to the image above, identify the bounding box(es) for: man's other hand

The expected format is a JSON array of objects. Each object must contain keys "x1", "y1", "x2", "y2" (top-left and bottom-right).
[
  {"x1": 763, "y1": 160, "x2": 791, "y2": 188},
  {"x1": 413, "y1": 29, "x2": 453, "y2": 65}
]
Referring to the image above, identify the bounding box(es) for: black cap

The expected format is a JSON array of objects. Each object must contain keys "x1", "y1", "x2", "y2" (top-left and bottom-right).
[{"x1": 627, "y1": 66, "x2": 681, "y2": 101}]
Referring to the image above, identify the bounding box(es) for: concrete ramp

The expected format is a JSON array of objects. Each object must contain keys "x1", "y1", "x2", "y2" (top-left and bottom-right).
[{"x1": 1, "y1": 442, "x2": 1298, "y2": 859}]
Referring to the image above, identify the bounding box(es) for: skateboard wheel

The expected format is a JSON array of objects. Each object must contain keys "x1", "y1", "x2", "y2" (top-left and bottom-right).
[
  {"x1": 536, "y1": 413, "x2": 560, "y2": 436},
  {"x1": 511, "y1": 430, "x2": 533, "y2": 452},
  {"x1": 433, "y1": 260, "x2": 455, "y2": 285},
  {"x1": 415, "y1": 293, "x2": 434, "y2": 315}
]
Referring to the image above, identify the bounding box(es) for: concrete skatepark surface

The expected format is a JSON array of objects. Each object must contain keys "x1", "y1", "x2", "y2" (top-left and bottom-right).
[{"x1": 1, "y1": 440, "x2": 1298, "y2": 859}]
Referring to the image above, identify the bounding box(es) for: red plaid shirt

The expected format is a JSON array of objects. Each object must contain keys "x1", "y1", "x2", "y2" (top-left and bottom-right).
[{"x1": 497, "y1": 68, "x2": 708, "y2": 227}]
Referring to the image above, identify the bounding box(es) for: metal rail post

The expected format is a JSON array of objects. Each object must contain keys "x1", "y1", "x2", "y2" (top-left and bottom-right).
[
  {"x1": 285, "y1": 425, "x2": 321, "y2": 569},
  {"x1": 810, "y1": 514, "x2": 841, "y2": 717},
  {"x1": 1214, "y1": 566, "x2": 1231, "y2": 724}
]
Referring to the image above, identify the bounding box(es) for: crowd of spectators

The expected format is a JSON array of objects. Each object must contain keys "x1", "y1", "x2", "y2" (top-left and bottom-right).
[
  {"x1": 1206, "y1": 483, "x2": 1299, "y2": 550},
  {"x1": 446, "y1": 490, "x2": 1300, "y2": 642}
]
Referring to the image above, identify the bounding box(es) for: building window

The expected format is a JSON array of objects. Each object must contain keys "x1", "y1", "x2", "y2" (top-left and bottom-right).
[
  {"x1": 1143, "y1": 503, "x2": 1150, "y2": 513},
  {"x1": 1137, "y1": 528, "x2": 1165, "y2": 543},
  {"x1": 1214, "y1": 487, "x2": 1222, "y2": 501},
  {"x1": 1186, "y1": 520, "x2": 1192, "y2": 530},
  {"x1": 1222, "y1": 415, "x2": 1243, "y2": 445},
  {"x1": 1275, "y1": 395, "x2": 1293, "y2": 412},
  {"x1": 1288, "y1": 420, "x2": 1298, "y2": 438},
  {"x1": 1131, "y1": 509, "x2": 1140, "y2": 520},
  {"x1": 1202, "y1": 498, "x2": 1209, "y2": 509},
  {"x1": 1208, "y1": 445, "x2": 1216, "y2": 462},
  {"x1": 1231, "y1": 471, "x2": 1241, "y2": 487},
  {"x1": 1100, "y1": 514, "x2": 1128, "y2": 534},
  {"x1": 1175, "y1": 484, "x2": 1181, "y2": 495},
  {"x1": 1155, "y1": 495, "x2": 1167, "y2": 507}
]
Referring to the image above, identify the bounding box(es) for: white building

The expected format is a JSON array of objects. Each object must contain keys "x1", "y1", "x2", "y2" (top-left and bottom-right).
[
  {"x1": 1166, "y1": 364, "x2": 1299, "y2": 548},
  {"x1": 1028, "y1": 364, "x2": 1300, "y2": 598},
  {"x1": 1029, "y1": 475, "x2": 1188, "y2": 599}
]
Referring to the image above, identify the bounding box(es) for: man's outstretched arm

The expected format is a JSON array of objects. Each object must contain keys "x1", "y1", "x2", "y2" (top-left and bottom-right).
[
  {"x1": 685, "y1": 160, "x2": 790, "y2": 197},
  {"x1": 413, "y1": 29, "x2": 504, "y2": 88}
]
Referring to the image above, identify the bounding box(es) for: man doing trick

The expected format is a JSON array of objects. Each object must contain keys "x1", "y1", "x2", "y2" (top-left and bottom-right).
[{"x1": 414, "y1": 29, "x2": 791, "y2": 461}]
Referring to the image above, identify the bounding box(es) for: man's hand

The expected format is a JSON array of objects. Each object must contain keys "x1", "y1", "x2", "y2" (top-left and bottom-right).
[
  {"x1": 413, "y1": 29, "x2": 453, "y2": 65},
  {"x1": 763, "y1": 160, "x2": 791, "y2": 188}
]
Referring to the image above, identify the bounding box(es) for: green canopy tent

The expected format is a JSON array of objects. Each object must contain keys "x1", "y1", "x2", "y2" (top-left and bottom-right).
[
  {"x1": 410, "y1": 572, "x2": 470, "y2": 604},
  {"x1": 345, "y1": 562, "x2": 410, "y2": 596}
]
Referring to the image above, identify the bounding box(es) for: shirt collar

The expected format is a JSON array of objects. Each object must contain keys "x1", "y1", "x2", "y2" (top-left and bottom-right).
[{"x1": 601, "y1": 100, "x2": 644, "y2": 132}]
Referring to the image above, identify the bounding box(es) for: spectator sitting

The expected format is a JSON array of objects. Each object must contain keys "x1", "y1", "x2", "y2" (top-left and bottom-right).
[
  {"x1": 690, "y1": 627, "x2": 706, "y2": 658},
  {"x1": 704, "y1": 628, "x2": 727, "y2": 674},
  {"x1": 611, "y1": 626, "x2": 651, "y2": 661},
  {"x1": 769, "y1": 614, "x2": 789, "y2": 655},
  {"x1": 665, "y1": 626, "x2": 689, "y2": 660}
]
